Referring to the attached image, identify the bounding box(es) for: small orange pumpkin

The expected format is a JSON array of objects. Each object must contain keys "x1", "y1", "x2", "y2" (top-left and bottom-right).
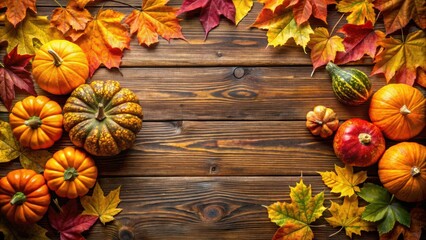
[
  {"x1": 44, "y1": 147, "x2": 98, "y2": 199},
  {"x1": 378, "y1": 142, "x2": 426, "y2": 202},
  {"x1": 369, "y1": 84, "x2": 425, "y2": 141},
  {"x1": 0, "y1": 169, "x2": 50, "y2": 225},
  {"x1": 9, "y1": 95, "x2": 63, "y2": 149},
  {"x1": 32, "y1": 40, "x2": 89, "y2": 95},
  {"x1": 306, "y1": 105, "x2": 339, "y2": 138}
]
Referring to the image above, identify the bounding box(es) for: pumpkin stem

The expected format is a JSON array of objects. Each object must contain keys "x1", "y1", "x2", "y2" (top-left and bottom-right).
[
  {"x1": 411, "y1": 166, "x2": 421, "y2": 177},
  {"x1": 48, "y1": 49, "x2": 63, "y2": 67},
  {"x1": 10, "y1": 192, "x2": 26, "y2": 205},
  {"x1": 64, "y1": 167, "x2": 79, "y2": 181},
  {"x1": 400, "y1": 105, "x2": 411, "y2": 115},
  {"x1": 314, "y1": 120, "x2": 323, "y2": 125},
  {"x1": 96, "y1": 103, "x2": 106, "y2": 121},
  {"x1": 24, "y1": 116, "x2": 42, "y2": 129},
  {"x1": 358, "y1": 133, "x2": 371, "y2": 145}
]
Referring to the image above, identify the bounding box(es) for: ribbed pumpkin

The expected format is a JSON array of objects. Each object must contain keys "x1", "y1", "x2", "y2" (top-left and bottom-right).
[
  {"x1": 9, "y1": 95, "x2": 63, "y2": 149},
  {"x1": 326, "y1": 62, "x2": 372, "y2": 106},
  {"x1": 306, "y1": 105, "x2": 339, "y2": 138},
  {"x1": 378, "y1": 142, "x2": 426, "y2": 202},
  {"x1": 63, "y1": 80, "x2": 143, "y2": 156},
  {"x1": 369, "y1": 84, "x2": 425, "y2": 141},
  {"x1": 32, "y1": 40, "x2": 89, "y2": 95}
]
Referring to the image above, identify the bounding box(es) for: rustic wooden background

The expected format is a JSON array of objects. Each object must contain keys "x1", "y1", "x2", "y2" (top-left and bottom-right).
[{"x1": 1, "y1": 0, "x2": 425, "y2": 239}]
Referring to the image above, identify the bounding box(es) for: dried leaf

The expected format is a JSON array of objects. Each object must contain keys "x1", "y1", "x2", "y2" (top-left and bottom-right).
[
  {"x1": 334, "y1": 21, "x2": 385, "y2": 64},
  {"x1": 0, "y1": 216, "x2": 48, "y2": 240},
  {"x1": 19, "y1": 148, "x2": 52, "y2": 173},
  {"x1": 371, "y1": 30, "x2": 426, "y2": 86},
  {"x1": 177, "y1": 0, "x2": 236, "y2": 38},
  {"x1": 233, "y1": 0, "x2": 254, "y2": 24},
  {"x1": 337, "y1": 0, "x2": 376, "y2": 25},
  {"x1": 124, "y1": 0, "x2": 185, "y2": 47},
  {"x1": 0, "y1": 120, "x2": 20, "y2": 162},
  {"x1": 326, "y1": 195, "x2": 375, "y2": 238},
  {"x1": 50, "y1": 3, "x2": 93, "y2": 36},
  {"x1": 291, "y1": 0, "x2": 328, "y2": 26},
  {"x1": 0, "y1": 0, "x2": 37, "y2": 27},
  {"x1": 380, "y1": 208, "x2": 426, "y2": 240},
  {"x1": 81, "y1": 182, "x2": 122, "y2": 225},
  {"x1": 307, "y1": 27, "x2": 345, "y2": 72},
  {"x1": 74, "y1": 9, "x2": 131, "y2": 76},
  {"x1": 318, "y1": 164, "x2": 367, "y2": 197},
  {"x1": 267, "y1": 178, "x2": 326, "y2": 240}
]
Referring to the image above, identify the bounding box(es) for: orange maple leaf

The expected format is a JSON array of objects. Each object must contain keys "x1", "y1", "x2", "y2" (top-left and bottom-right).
[
  {"x1": 371, "y1": 30, "x2": 425, "y2": 86},
  {"x1": 50, "y1": 2, "x2": 93, "y2": 35},
  {"x1": 73, "y1": 0, "x2": 95, "y2": 8},
  {"x1": 75, "y1": 9, "x2": 131, "y2": 76},
  {"x1": 123, "y1": 0, "x2": 185, "y2": 47},
  {"x1": 0, "y1": 0, "x2": 37, "y2": 27}
]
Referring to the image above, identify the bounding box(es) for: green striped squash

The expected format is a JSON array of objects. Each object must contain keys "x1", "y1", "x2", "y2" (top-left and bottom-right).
[{"x1": 326, "y1": 62, "x2": 372, "y2": 106}]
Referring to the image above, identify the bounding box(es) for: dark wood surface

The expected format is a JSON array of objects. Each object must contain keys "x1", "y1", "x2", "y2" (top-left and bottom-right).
[{"x1": 0, "y1": 1, "x2": 425, "y2": 239}]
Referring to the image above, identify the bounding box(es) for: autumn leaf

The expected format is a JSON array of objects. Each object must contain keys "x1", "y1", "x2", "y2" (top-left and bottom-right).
[
  {"x1": 73, "y1": 0, "x2": 95, "y2": 8},
  {"x1": 0, "y1": 216, "x2": 48, "y2": 240},
  {"x1": 0, "y1": 14, "x2": 63, "y2": 55},
  {"x1": 233, "y1": 0, "x2": 254, "y2": 24},
  {"x1": 81, "y1": 182, "x2": 122, "y2": 225},
  {"x1": 267, "y1": 178, "x2": 326, "y2": 240},
  {"x1": 358, "y1": 183, "x2": 410, "y2": 235},
  {"x1": 418, "y1": 68, "x2": 426, "y2": 88},
  {"x1": 20, "y1": 148, "x2": 52, "y2": 173},
  {"x1": 49, "y1": 199, "x2": 98, "y2": 240},
  {"x1": 0, "y1": 120, "x2": 20, "y2": 163},
  {"x1": 177, "y1": 0, "x2": 236, "y2": 38},
  {"x1": 371, "y1": 30, "x2": 426, "y2": 86},
  {"x1": 318, "y1": 164, "x2": 367, "y2": 198},
  {"x1": 374, "y1": 0, "x2": 426, "y2": 34},
  {"x1": 337, "y1": 0, "x2": 376, "y2": 25},
  {"x1": 307, "y1": 27, "x2": 345, "y2": 72},
  {"x1": 0, "y1": 46, "x2": 35, "y2": 111},
  {"x1": 252, "y1": 5, "x2": 313, "y2": 51},
  {"x1": 0, "y1": 0, "x2": 37, "y2": 27},
  {"x1": 334, "y1": 21, "x2": 385, "y2": 65},
  {"x1": 326, "y1": 195, "x2": 375, "y2": 238},
  {"x1": 50, "y1": 2, "x2": 93, "y2": 36},
  {"x1": 123, "y1": 0, "x2": 185, "y2": 47},
  {"x1": 380, "y1": 207, "x2": 426, "y2": 240},
  {"x1": 74, "y1": 9, "x2": 131, "y2": 76},
  {"x1": 290, "y1": 0, "x2": 328, "y2": 26}
]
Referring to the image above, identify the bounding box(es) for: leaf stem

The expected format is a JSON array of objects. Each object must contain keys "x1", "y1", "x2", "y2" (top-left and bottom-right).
[
  {"x1": 329, "y1": 226, "x2": 344, "y2": 237},
  {"x1": 375, "y1": 11, "x2": 381, "y2": 23},
  {"x1": 52, "y1": 0, "x2": 63, "y2": 8},
  {"x1": 330, "y1": 13, "x2": 345, "y2": 36},
  {"x1": 107, "y1": 0, "x2": 141, "y2": 10}
]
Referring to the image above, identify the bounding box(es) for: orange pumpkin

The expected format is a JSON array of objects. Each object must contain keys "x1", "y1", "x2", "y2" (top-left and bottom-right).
[
  {"x1": 0, "y1": 169, "x2": 50, "y2": 225},
  {"x1": 32, "y1": 40, "x2": 89, "y2": 95},
  {"x1": 306, "y1": 105, "x2": 339, "y2": 138},
  {"x1": 369, "y1": 84, "x2": 425, "y2": 141},
  {"x1": 9, "y1": 95, "x2": 63, "y2": 150},
  {"x1": 378, "y1": 142, "x2": 426, "y2": 202},
  {"x1": 44, "y1": 147, "x2": 98, "y2": 199}
]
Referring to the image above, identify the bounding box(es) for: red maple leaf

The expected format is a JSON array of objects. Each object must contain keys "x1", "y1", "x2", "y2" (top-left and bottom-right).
[
  {"x1": 0, "y1": 46, "x2": 36, "y2": 111},
  {"x1": 49, "y1": 200, "x2": 98, "y2": 240},
  {"x1": 335, "y1": 21, "x2": 385, "y2": 65},
  {"x1": 177, "y1": 0, "x2": 235, "y2": 38}
]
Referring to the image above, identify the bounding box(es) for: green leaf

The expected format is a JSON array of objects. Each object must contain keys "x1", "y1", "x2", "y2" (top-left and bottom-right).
[
  {"x1": 0, "y1": 120, "x2": 20, "y2": 163},
  {"x1": 19, "y1": 148, "x2": 52, "y2": 173},
  {"x1": 358, "y1": 183, "x2": 390, "y2": 203}
]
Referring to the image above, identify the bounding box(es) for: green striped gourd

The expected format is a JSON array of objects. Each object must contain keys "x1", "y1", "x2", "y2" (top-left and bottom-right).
[{"x1": 326, "y1": 62, "x2": 372, "y2": 106}]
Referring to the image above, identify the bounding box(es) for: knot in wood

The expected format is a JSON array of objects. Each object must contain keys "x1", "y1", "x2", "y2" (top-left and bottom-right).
[
  {"x1": 233, "y1": 67, "x2": 245, "y2": 79},
  {"x1": 201, "y1": 205, "x2": 224, "y2": 223},
  {"x1": 118, "y1": 226, "x2": 135, "y2": 240}
]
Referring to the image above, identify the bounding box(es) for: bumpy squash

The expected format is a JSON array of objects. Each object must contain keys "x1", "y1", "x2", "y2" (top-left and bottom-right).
[
  {"x1": 63, "y1": 80, "x2": 143, "y2": 156},
  {"x1": 326, "y1": 62, "x2": 372, "y2": 105},
  {"x1": 369, "y1": 84, "x2": 425, "y2": 141},
  {"x1": 306, "y1": 105, "x2": 339, "y2": 138},
  {"x1": 32, "y1": 40, "x2": 89, "y2": 95},
  {"x1": 378, "y1": 142, "x2": 426, "y2": 202}
]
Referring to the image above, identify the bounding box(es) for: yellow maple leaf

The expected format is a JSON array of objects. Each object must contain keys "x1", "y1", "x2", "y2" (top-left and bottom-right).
[
  {"x1": 0, "y1": 14, "x2": 63, "y2": 55},
  {"x1": 80, "y1": 182, "x2": 122, "y2": 225},
  {"x1": 308, "y1": 27, "x2": 345, "y2": 72},
  {"x1": 326, "y1": 195, "x2": 375, "y2": 238},
  {"x1": 123, "y1": 0, "x2": 185, "y2": 47},
  {"x1": 233, "y1": 0, "x2": 254, "y2": 25},
  {"x1": 337, "y1": 0, "x2": 376, "y2": 25},
  {"x1": 318, "y1": 164, "x2": 367, "y2": 197}
]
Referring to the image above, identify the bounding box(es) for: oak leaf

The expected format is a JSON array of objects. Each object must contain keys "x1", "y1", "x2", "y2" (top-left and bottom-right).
[
  {"x1": 0, "y1": 0, "x2": 37, "y2": 27},
  {"x1": 124, "y1": 0, "x2": 185, "y2": 47},
  {"x1": 0, "y1": 14, "x2": 63, "y2": 55},
  {"x1": 337, "y1": 0, "x2": 376, "y2": 25},
  {"x1": 319, "y1": 164, "x2": 367, "y2": 197},
  {"x1": 374, "y1": 0, "x2": 426, "y2": 34},
  {"x1": 326, "y1": 195, "x2": 375, "y2": 238},
  {"x1": 50, "y1": 2, "x2": 92, "y2": 36},
  {"x1": 371, "y1": 30, "x2": 426, "y2": 86},
  {"x1": 0, "y1": 216, "x2": 48, "y2": 240},
  {"x1": 307, "y1": 27, "x2": 345, "y2": 72},
  {"x1": 380, "y1": 208, "x2": 426, "y2": 240},
  {"x1": 81, "y1": 182, "x2": 122, "y2": 225},
  {"x1": 0, "y1": 46, "x2": 35, "y2": 111},
  {"x1": 74, "y1": 9, "x2": 131, "y2": 76},
  {"x1": 335, "y1": 21, "x2": 385, "y2": 65},
  {"x1": 177, "y1": 0, "x2": 236, "y2": 38},
  {"x1": 49, "y1": 200, "x2": 98, "y2": 240},
  {"x1": 252, "y1": 5, "x2": 313, "y2": 51},
  {"x1": 233, "y1": 0, "x2": 254, "y2": 24},
  {"x1": 267, "y1": 178, "x2": 326, "y2": 240}
]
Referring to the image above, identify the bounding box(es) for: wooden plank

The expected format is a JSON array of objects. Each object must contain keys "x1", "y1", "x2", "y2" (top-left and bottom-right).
[
  {"x1": 0, "y1": 66, "x2": 388, "y2": 121},
  {"x1": 79, "y1": 176, "x2": 379, "y2": 240}
]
